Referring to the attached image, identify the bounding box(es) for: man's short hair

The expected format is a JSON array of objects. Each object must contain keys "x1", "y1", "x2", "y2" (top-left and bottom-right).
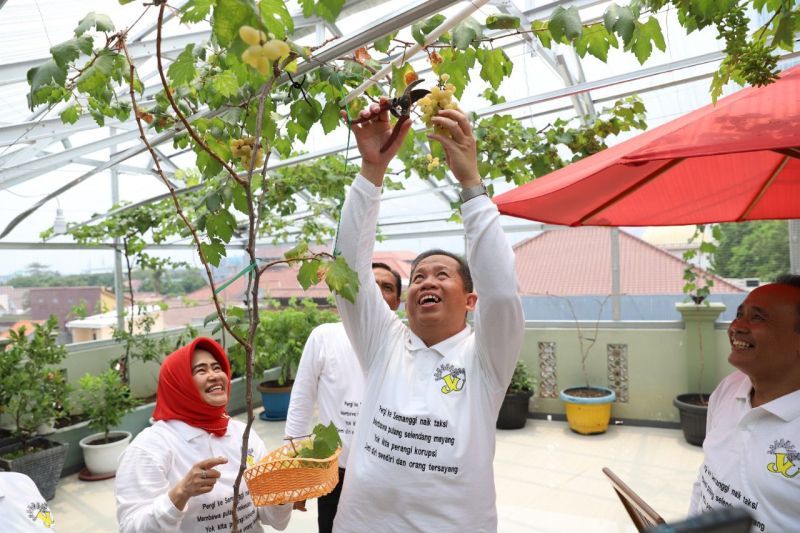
[
  {"x1": 410, "y1": 249, "x2": 473, "y2": 293},
  {"x1": 372, "y1": 262, "x2": 402, "y2": 298},
  {"x1": 774, "y1": 274, "x2": 800, "y2": 332}
]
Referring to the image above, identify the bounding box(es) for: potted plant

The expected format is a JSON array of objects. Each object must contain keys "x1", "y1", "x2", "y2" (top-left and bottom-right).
[
  {"x1": 76, "y1": 369, "x2": 139, "y2": 480},
  {"x1": 673, "y1": 225, "x2": 720, "y2": 446},
  {"x1": 559, "y1": 297, "x2": 616, "y2": 435},
  {"x1": 244, "y1": 299, "x2": 337, "y2": 421},
  {"x1": 0, "y1": 317, "x2": 71, "y2": 500},
  {"x1": 496, "y1": 361, "x2": 535, "y2": 429}
]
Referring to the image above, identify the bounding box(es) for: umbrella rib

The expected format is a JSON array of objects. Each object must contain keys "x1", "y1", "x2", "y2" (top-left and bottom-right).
[
  {"x1": 737, "y1": 155, "x2": 789, "y2": 221},
  {"x1": 772, "y1": 147, "x2": 800, "y2": 159},
  {"x1": 578, "y1": 158, "x2": 685, "y2": 225}
]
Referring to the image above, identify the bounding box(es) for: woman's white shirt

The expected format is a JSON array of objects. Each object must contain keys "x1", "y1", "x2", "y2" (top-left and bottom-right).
[{"x1": 116, "y1": 419, "x2": 290, "y2": 532}]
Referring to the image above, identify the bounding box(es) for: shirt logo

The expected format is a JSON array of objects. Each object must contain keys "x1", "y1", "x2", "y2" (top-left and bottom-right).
[
  {"x1": 434, "y1": 363, "x2": 466, "y2": 394},
  {"x1": 247, "y1": 446, "x2": 255, "y2": 467},
  {"x1": 26, "y1": 502, "x2": 54, "y2": 528},
  {"x1": 767, "y1": 439, "x2": 799, "y2": 478}
]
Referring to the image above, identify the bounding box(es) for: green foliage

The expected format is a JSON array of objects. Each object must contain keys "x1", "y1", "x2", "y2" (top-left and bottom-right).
[
  {"x1": 682, "y1": 225, "x2": 721, "y2": 303},
  {"x1": 712, "y1": 220, "x2": 790, "y2": 281},
  {"x1": 295, "y1": 422, "x2": 342, "y2": 459},
  {"x1": 508, "y1": 361, "x2": 535, "y2": 394},
  {"x1": 229, "y1": 299, "x2": 337, "y2": 384},
  {"x1": 399, "y1": 97, "x2": 648, "y2": 200},
  {"x1": 77, "y1": 369, "x2": 139, "y2": 442},
  {"x1": 0, "y1": 317, "x2": 71, "y2": 445},
  {"x1": 112, "y1": 309, "x2": 198, "y2": 367}
]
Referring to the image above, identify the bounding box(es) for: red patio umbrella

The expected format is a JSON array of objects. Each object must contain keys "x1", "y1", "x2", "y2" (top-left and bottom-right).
[{"x1": 493, "y1": 64, "x2": 800, "y2": 226}]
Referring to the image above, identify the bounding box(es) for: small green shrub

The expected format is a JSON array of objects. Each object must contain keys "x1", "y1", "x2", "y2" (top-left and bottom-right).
[
  {"x1": 77, "y1": 369, "x2": 139, "y2": 443},
  {"x1": 508, "y1": 361, "x2": 535, "y2": 394}
]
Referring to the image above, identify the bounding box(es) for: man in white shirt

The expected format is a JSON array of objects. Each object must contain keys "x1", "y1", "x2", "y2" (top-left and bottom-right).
[
  {"x1": 284, "y1": 262, "x2": 402, "y2": 532},
  {"x1": 0, "y1": 472, "x2": 55, "y2": 530},
  {"x1": 331, "y1": 102, "x2": 523, "y2": 532},
  {"x1": 690, "y1": 274, "x2": 800, "y2": 532}
]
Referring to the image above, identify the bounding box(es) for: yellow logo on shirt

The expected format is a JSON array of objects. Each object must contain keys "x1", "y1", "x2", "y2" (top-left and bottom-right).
[
  {"x1": 434, "y1": 363, "x2": 466, "y2": 394},
  {"x1": 247, "y1": 446, "x2": 255, "y2": 467},
  {"x1": 767, "y1": 439, "x2": 799, "y2": 479},
  {"x1": 26, "y1": 502, "x2": 54, "y2": 528}
]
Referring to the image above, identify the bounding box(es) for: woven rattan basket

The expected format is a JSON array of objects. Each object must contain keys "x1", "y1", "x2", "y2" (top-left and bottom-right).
[{"x1": 244, "y1": 438, "x2": 341, "y2": 506}]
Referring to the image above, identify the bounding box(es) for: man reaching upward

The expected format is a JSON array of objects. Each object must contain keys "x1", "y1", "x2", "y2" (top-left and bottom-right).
[{"x1": 331, "y1": 101, "x2": 524, "y2": 532}]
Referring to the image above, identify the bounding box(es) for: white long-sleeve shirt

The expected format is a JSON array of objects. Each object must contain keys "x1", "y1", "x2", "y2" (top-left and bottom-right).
[
  {"x1": 0, "y1": 472, "x2": 55, "y2": 531},
  {"x1": 332, "y1": 175, "x2": 524, "y2": 532},
  {"x1": 285, "y1": 321, "x2": 364, "y2": 468},
  {"x1": 690, "y1": 371, "x2": 800, "y2": 532},
  {"x1": 116, "y1": 419, "x2": 291, "y2": 532}
]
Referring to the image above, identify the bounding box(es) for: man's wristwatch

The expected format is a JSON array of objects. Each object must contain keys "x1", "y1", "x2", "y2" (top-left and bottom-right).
[{"x1": 459, "y1": 183, "x2": 488, "y2": 203}]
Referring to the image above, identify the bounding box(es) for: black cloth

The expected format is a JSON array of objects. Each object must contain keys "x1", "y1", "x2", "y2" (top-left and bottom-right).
[{"x1": 317, "y1": 468, "x2": 346, "y2": 533}]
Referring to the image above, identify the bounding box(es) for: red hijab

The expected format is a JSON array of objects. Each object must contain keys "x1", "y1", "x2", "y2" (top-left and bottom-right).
[{"x1": 152, "y1": 337, "x2": 231, "y2": 437}]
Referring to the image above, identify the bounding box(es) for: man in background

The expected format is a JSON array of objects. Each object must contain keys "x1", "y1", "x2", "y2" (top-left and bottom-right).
[
  {"x1": 690, "y1": 274, "x2": 800, "y2": 532},
  {"x1": 285, "y1": 263, "x2": 401, "y2": 532}
]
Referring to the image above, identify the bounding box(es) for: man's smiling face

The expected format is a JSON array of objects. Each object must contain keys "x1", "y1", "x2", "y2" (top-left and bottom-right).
[
  {"x1": 728, "y1": 284, "x2": 800, "y2": 381},
  {"x1": 406, "y1": 254, "x2": 476, "y2": 346}
]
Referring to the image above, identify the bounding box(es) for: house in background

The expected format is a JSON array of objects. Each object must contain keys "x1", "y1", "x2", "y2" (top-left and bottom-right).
[
  {"x1": 514, "y1": 227, "x2": 744, "y2": 321},
  {"x1": 29, "y1": 286, "x2": 118, "y2": 342},
  {"x1": 65, "y1": 305, "x2": 164, "y2": 343},
  {"x1": 184, "y1": 249, "x2": 416, "y2": 315},
  {"x1": 0, "y1": 286, "x2": 28, "y2": 315}
]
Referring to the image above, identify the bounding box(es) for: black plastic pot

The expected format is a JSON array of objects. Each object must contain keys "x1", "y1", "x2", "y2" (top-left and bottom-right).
[
  {"x1": 673, "y1": 393, "x2": 710, "y2": 446},
  {"x1": 496, "y1": 389, "x2": 533, "y2": 429}
]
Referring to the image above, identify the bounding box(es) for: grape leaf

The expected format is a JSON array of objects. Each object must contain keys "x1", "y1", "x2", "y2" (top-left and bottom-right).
[
  {"x1": 325, "y1": 256, "x2": 359, "y2": 303},
  {"x1": 373, "y1": 32, "x2": 397, "y2": 53},
  {"x1": 27, "y1": 60, "x2": 67, "y2": 98},
  {"x1": 75, "y1": 12, "x2": 115, "y2": 37},
  {"x1": 411, "y1": 14, "x2": 446, "y2": 45},
  {"x1": 485, "y1": 14, "x2": 520, "y2": 30},
  {"x1": 452, "y1": 17, "x2": 482, "y2": 50},
  {"x1": 531, "y1": 20, "x2": 552, "y2": 48},
  {"x1": 320, "y1": 101, "x2": 341, "y2": 134},
  {"x1": 603, "y1": 3, "x2": 635, "y2": 46},
  {"x1": 60, "y1": 105, "x2": 81, "y2": 124},
  {"x1": 180, "y1": 0, "x2": 214, "y2": 23},
  {"x1": 200, "y1": 239, "x2": 226, "y2": 267},
  {"x1": 51, "y1": 36, "x2": 94, "y2": 68},
  {"x1": 297, "y1": 260, "x2": 322, "y2": 290},
  {"x1": 211, "y1": 70, "x2": 239, "y2": 97},
  {"x1": 284, "y1": 242, "x2": 309, "y2": 260},
  {"x1": 260, "y1": 0, "x2": 293, "y2": 40},
  {"x1": 549, "y1": 6, "x2": 583, "y2": 43},
  {"x1": 476, "y1": 48, "x2": 513, "y2": 90},
  {"x1": 297, "y1": 422, "x2": 341, "y2": 459},
  {"x1": 168, "y1": 44, "x2": 197, "y2": 87},
  {"x1": 212, "y1": 0, "x2": 256, "y2": 48},
  {"x1": 316, "y1": 0, "x2": 345, "y2": 23}
]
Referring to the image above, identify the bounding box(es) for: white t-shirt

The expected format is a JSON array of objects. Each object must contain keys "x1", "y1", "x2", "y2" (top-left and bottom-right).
[
  {"x1": 116, "y1": 419, "x2": 291, "y2": 533},
  {"x1": 0, "y1": 472, "x2": 55, "y2": 531},
  {"x1": 285, "y1": 321, "x2": 364, "y2": 468},
  {"x1": 690, "y1": 371, "x2": 800, "y2": 532},
  {"x1": 332, "y1": 175, "x2": 524, "y2": 532}
]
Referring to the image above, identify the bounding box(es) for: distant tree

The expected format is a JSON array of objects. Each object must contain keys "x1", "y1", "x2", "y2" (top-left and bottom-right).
[
  {"x1": 138, "y1": 269, "x2": 207, "y2": 296},
  {"x1": 7, "y1": 271, "x2": 114, "y2": 288},
  {"x1": 712, "y1": 221, "x2": 789, "y2": 281}
]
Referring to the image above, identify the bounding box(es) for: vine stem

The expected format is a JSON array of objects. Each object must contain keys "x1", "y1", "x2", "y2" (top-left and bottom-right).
[{"x1": 119, "y1": 29, "x2": 248, "y2": 353}]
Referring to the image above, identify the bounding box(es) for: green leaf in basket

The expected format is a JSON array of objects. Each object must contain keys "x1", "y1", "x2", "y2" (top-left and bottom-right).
[{"x1": 297, "y1": 422, "x2": 341, "y2": 460}]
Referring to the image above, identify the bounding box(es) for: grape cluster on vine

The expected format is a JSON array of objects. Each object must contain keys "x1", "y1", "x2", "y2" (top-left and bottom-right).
[
  {"x1": 239, "y1": 25, "x2": 290, "y2": 75},
  {"x1": 230, "y1": 136, "x2": 264, "y2": 170},
  {"x1": 418, "y1": 74, "x2": 459, "y2": 140}
]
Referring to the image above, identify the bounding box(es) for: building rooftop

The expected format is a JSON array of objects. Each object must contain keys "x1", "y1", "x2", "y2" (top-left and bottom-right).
[{"x1": 50, "y1": 410, "x2": 703, "y2": 532}]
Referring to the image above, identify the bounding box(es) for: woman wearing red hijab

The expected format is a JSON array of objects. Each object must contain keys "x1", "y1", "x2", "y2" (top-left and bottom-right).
[{"x1": 115, "y1": 337, "x2": 291, "y2": 532}]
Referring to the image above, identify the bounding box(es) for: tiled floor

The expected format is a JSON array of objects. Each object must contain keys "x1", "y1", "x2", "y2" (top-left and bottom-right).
[{"x1": 50, "y1": 413, "x2": 703, "y2": 532}]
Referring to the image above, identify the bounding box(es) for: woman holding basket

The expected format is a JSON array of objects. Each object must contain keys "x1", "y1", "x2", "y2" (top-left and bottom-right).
[{"x1": 115, "y1": 337, "x2": 291, "y2": 532}]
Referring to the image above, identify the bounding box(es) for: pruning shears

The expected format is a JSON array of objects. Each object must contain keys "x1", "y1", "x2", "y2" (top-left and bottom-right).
[{"x1": 351, "y1": 78, "x2": 430, "y2": 153}]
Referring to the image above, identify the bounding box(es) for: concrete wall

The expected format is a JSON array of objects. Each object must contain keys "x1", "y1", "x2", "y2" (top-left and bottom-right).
[{"x1": 519, "y1": 302, "x2": 733, "y2": 424}]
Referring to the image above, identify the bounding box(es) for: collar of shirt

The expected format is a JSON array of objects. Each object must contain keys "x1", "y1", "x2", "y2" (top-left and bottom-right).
[
  {"x1": 168, "y1": 419, "x2": 231, "y2": 442},
  {"x1": 735, "y1": 375, "x2": 800, "y2": 422},
  {"x1": 406, "y1": 325, "x2": 472, "y2": 358}
]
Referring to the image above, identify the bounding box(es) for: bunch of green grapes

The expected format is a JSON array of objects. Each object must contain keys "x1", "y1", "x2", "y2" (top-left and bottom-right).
[
  {"x1": 239, "y1": 25, "x2": 291, "y2": 75},
  {"x1": 425, "y1": 153, "x2": 440, "y2": 170},
  {"x1": 230, "y1": 136, "x2": 264, "y2": 170},
  {"x1": 418, "y1": 74, "x2": 460, "y2": 139}
]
